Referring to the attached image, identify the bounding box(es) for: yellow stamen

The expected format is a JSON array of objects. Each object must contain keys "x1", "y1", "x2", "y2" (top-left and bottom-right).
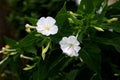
[{"x1": 45, "y1": 25, "x2": 50, "y2": 30}]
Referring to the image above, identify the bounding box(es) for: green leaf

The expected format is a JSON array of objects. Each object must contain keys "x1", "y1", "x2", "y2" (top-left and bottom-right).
[
  {"x1": 110, "y1": 21, "x2": 120, "y2": 33},
  {"x1": 4, "y1": 36, "x2": 16, "y2": 48},
  {"x1": 77, "y1": 26, "x2": 88, "y2": 43},
  {"x1": 80, "y1": 43, "x2": 101, "y2": 73},
  {"x1": 90, "y1": 73, "x2": 102, "y2": 80},
  {"x1": 48, "y1": 54, "x2": 66, "y2": 77},
  {"x1": 0, "y1": 56, "x2": 10, "y2": 73},
  {"x1": 65, "y1": 70, "x2": 78, "y2": 80},
  {"x1": 24, "y1": 46, "x2": 37, "y2": 55},
  {"x1": 9, "y1": 57, "x2": 20, "y2": 79},
  {"x1": 25, "y1": 17, "x2": 38, "y2": 25},
  {"x1": 77, "y1": 0, "x2": 102, "y2": 14},
  {"x1": 32, "y1": 62, "x2": 48, "y2": 80},
  {"x1": 19, "y1": 31, "x2": 36, "y2": 47},
  {"x1": 53, "y1": 2, "x2": 72, "y2": 42},
  {"x1": 55, "y1": 2, "x2": 69, "y2": 30},
  {"x1": 95, "y1": 37, "x2": 120, "y2": 53},
  {"x1": 55, "y1": 2, "x2": 67, "y2": 18},
  {"x1": 32, "y1": 71, "x2": 40, "y2": 80},
  {"x1": 55, "y1": 2, "x2": 68, "y2": 29}
]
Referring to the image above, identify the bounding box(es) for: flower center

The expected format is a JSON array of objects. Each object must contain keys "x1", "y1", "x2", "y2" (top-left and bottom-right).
[
  {"x1": 45, "y1": 25, "x2": 50, "y2": 31},
  {"x1": 69, "y1": 43, "x2": 74, "y2": 48}
]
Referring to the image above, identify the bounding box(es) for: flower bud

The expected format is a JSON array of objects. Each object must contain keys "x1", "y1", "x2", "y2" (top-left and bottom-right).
[
  {"x1": 68, "y1": 18, "x2": 74, "y2": 23},
  {"x1": 25, "y1": 24, "x2": 32, "y2": 28},
  {"x1": 68, "y1": 11, "x2": 79, "y2": 17},
  {"x1": 25, "y1": 28, "x2": 31, "y2": 33},
  {"x1": 94, "y1": 26, "x2": 104, "y2": 32},
  {"x1": 107, "y1": 18, "x2": 118, "y2": 23}
]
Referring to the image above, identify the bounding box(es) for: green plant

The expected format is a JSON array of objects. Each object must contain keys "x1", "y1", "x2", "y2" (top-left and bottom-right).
[{"x1": 0, "y1": 0, "x2": 120, "y2": 80}]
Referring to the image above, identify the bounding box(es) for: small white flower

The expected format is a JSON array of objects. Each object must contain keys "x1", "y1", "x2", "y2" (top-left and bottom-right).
[
  {"x1": 108, "y1": 0, "x2": 117, "y2": 6},
  {"x1": 96, "y1": 6, "x2": 103, "y2": 14},
  {"x1": 59, "y1": 36, "x2": 81, "y2": 57},
  {"x1": 75, "y1": 0, "x2": 81, "y2": 5},
  {"x1": 96, "y1": 2, "x2": 105, "y2": 14},
  {"x1": 36, "y1": 16, "x2": 58, "y2": 36},
  {"x1": 108, "y1": 28, "x2": 113, "y2": 32}
]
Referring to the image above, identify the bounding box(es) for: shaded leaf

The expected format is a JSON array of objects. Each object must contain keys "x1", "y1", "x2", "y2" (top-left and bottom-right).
[
  {"x1": 95, "y1": 37, "x2": 120, "y2": 53},
  {"x1": 80, "y1": 43, "x2": 101, "y2": 73},
  {"x1": 65, "y1": 70, "x2": 78, "y2": 80},
  {"x1": 24, "y1": 46, "x2": 37, "y2": 55},
  {"x1": 4, "y1": 36, "x2": 16, "y2": 48},
  {"x1": 19, "y1": 31, "x2": 37, "y2": 47},
  {"x1": 0, "y1": 56, "x2": 10, "y2": 73}
]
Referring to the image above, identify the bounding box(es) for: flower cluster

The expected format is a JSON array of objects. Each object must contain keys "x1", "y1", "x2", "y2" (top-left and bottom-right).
[{"x1": 34, "y1": 16, "x2": 81, "y2": 57}]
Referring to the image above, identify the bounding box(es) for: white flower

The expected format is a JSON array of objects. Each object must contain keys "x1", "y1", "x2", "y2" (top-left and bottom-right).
[
  {"x1": 59, "y1": 36, "x2": 81, "y2": 57},
  {"x1": 96, "y1": 6, "x2": 103, "y2": 14},
  {"x1": 108, "y1": 0, "x2": 117, "y2": 6},
  {"x1": 96, "y1": 2, "x2": 105, "y2": 14},
  {"x1": 108, "y1": 28, "x2": 113, "y2": 32},
  {"x1": 75, "y1": 0, "x2": 81, "y2": 5},
  {"x1": 36, "y1": 16, "x2": 58, "y2": 36}
]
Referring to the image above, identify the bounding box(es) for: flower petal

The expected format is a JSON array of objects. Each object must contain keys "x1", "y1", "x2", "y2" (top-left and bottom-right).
[
  {"x1": 64, "y1": 47, "x2": 78, "y2": 57},
  {"x1": 69, "y1": 36, "x2": 80, "y2": 45},
  {"x1": 41, "y1": 30, "x2": 51, "y2": 36},
  {"x1": 36, "y1": 25, "x2": 44, "y2": 33},
  {"x1": 37, "y1": 17, "x2": 46, "y2": 26},
  {"x1": 74, "y1": 46, "x2": 81, "y2": 53},
  {"x1": 49, "y1": 25, "x2": 58, "y2": 35},
  {"x1": 46, "y1": 17, "x2": 56, "y2": 26},
  {"x1": 59, "y1": 37, "x2": 68, "y2": 45}
]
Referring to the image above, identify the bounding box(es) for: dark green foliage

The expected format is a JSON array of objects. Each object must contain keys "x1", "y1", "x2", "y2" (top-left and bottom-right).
[{"x1": 0, "y1": 0, "x2": 120, "y2": 80}]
